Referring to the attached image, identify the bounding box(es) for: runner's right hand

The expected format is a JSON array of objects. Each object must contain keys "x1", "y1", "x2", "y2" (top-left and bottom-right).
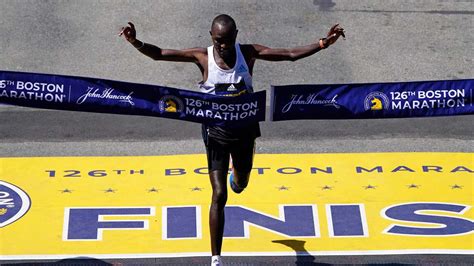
[{"x1": 119, "y1": 22, "x2": 137, "y2": 43}]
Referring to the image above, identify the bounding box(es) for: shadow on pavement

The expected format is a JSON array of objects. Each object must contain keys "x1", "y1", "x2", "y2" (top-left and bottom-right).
[
  {"x1": 272, "y1": 239, "x2": 414, "y2": 266},
  {"x1": 272, "y1": 239, "x2": 328, "y2": 265}
]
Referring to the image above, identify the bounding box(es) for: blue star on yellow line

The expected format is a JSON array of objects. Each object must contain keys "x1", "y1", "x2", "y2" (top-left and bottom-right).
[
  {"x1": 407, "y1": 184, "x2": 420, "y2": 189},
  {"x1": 191, "y1": 187, "x2": 203, "y2": 191},
  {"x1": 104, "y1": 188, "x2": 116, "y2": 193},
  {"x1": 364, "y1": 185, "x2": 377, "y2": 189},
  {"x1": 148, "y1": 187, "x2": 160, "y2": 193},
  {"x1": 276, "y1": 185, "x2": 290, "y2": 191},
  {"x1": 60, "y1": 189, "x2": 73, "y2": 193},
  {"x1": 451, "y1": 184, "x2": 463, "y2": 189},
  {"x1": 321, "y1": 185, "x2": 333, "y2": 190}
]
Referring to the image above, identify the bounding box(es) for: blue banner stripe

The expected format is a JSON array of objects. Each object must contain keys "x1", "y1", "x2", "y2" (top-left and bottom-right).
[
  {"x1": 270, "y1": 79, "x2": 473, "y2": 120},
  {"x1": 2, "y1": 71, "x2": 472, "y2": 123},
  {"x1": 0, "y1": 71, "x2": 266, "y2": 127}
]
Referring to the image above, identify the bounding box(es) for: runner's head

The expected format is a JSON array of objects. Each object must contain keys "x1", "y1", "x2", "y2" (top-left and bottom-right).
[{"x1": 210, "y1": 14, "x2": 238, "y2": 59}]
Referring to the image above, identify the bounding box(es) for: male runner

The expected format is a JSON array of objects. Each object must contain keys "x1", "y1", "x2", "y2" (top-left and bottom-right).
[{"x1": 120, "y1": 14, "x2": 344, "y2": 266}]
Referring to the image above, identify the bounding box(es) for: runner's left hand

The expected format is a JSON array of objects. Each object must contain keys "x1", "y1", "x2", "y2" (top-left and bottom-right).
[{"x1": 325, "y1": 24, "x2": 345, "y2": 46}]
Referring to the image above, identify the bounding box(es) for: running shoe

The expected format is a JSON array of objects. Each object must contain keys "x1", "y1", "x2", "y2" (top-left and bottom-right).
[{"x1": 211, "y1": 255, "x2": 222, "y2": 266}]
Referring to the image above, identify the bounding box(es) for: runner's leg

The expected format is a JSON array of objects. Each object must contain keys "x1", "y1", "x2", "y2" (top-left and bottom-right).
[
  {"x1": 209, "y1": 169, "x2": 228, "y2": 255},
  {"x1": 205, "y1": 136, "x2": 231, "y2": 256},
  {"x1": 230, "y1": 139, "x2": 256, "y2": 190}
]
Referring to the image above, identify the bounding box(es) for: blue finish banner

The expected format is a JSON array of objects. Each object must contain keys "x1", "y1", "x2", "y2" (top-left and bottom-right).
[
  {"x1": 270, "y1": 80, "x2": 473, "y2": 121},
  {"x1": 0, "y1": 71, "x2": 265, "y2": 126}
]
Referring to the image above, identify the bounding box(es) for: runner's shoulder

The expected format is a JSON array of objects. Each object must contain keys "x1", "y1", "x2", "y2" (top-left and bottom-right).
[
  {"x1": 239, "y1": 44, "x2": 265, "y2": 58},
  {"x1": 186, "y1": 47, "x2": 207, "y2": 55},
  {"x1": 185, "y1": 47, "x2": 207, "y2": 61}
]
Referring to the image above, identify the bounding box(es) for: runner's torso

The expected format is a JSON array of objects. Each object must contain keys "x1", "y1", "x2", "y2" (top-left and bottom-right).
[
  {"x1": 200, "y1": 43, "x2": 253, "y2": 95},
  {"x1": 200, "y1": 43, "x2": 260, "y2": 143}
]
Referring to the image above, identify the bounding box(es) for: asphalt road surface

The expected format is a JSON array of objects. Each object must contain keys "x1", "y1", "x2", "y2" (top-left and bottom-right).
[{"x1": 1, "y1": 0, "x2": 473, "y2": 265}]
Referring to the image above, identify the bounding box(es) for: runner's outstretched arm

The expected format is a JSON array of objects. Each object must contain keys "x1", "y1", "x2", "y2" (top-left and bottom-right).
[
  {"x1": 249, "y1": 24, "x2": 345, "y2": 62},
  {"x1": 119, "y1": 22, "x2": 206, "y2": 63}
]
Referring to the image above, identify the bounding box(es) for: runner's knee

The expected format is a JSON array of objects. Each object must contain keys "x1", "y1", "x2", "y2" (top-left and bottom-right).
[
  {"x1": 211, "y1": 188, "x2": 227, "y2": 208},
  {"x1": 209, "y1": 170, "x2": 228, "y2": 208},
  {"x1": 233, "y1": 170, "x2": 250, "y2": 188}
]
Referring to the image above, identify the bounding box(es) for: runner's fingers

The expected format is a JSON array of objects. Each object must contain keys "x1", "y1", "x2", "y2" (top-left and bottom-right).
[
  {"x1": 328, "y1": 24, "x2": 340, "y2": 37},
  {"x1": 119, "y1": 25, "x2": 134, "y2": 37},
  {"x1": 336, "y1": 27, "x2": 345, "y2": 38},
  {"x1": 331, "y1": 25, "x2": 345, "y2": 39}
]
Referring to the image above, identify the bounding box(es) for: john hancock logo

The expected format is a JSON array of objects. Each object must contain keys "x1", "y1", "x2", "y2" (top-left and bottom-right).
[
  {"x1": 364, "y1": 91, "x2": 389, "y2": 111},
  {"x1": 0, "y1": 181, "x2": 31, "y2": 227},
  {"x1": 159, "y1": 95, "x2": 184, "y2": 113}
]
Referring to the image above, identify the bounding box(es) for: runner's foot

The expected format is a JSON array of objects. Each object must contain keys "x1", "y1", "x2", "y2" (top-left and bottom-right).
[{"x1": 211, "y1": 255, "x2": 222, "y2": 266}]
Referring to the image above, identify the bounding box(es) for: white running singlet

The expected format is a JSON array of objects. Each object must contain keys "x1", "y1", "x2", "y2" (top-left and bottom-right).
[{"x1": 199, "y1": 43, "x2": 253, "y2": 94}]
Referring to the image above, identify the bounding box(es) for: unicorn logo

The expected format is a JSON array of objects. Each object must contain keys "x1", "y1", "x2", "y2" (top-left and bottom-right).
[
  {"x1": 164, "y1": 99, "x2": 178, "y2": 112},
  {"x1": 159, "y1": 95, "x2": 184, "y2": 113},
  {"x1": 371, "y1": 97, "x2": 383, "y2": 110},
  {"x1": 364, "y1": 92, "x2": 389, "y2": 111}
]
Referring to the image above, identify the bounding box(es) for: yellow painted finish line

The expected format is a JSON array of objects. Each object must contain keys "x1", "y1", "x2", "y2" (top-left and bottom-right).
[{"x1": 0, "y1": 153, "x2": 472, "y2": 259}]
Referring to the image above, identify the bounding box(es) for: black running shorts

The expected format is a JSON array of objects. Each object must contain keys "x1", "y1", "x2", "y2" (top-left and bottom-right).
[{"x1": 204, "y1": 135, "x2": 256, "y2": 173}]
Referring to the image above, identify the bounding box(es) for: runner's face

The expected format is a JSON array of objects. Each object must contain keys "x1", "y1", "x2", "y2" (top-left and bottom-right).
[{"x1": 210, "y1": 24, "x2": 237, "y2": 59}]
